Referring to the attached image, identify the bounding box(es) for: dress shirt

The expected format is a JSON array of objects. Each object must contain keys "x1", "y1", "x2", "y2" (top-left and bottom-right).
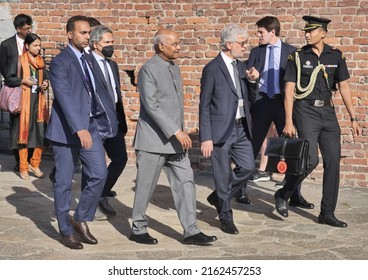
[
  {"x1": 92, "y1": 51, "x2": 117, "y2": 103},
  {"x1": 68, "y1": 44, "x2": 96, "y2": 94},
  {"x1": 16, "y1": 35, "x2": 25, "y2": 55},
  {"x1": 259, "y1": 39, "x2": 281, "y2": 94},
  {"x1": 221, "y1": 51, "x2": 245, "y2": 119}
]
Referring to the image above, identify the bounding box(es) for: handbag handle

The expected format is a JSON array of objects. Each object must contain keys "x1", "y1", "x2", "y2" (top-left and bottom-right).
[
  {"x1": 281, "y1": 138, "x2": 288, "y2": 161},
  {"x1": 279, "y1": 133, "x2": 298, "y2": 161}
]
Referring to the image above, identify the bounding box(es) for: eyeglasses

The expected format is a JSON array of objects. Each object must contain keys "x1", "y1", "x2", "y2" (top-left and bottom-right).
[{"x1": 233, "y1": 41, "x2": 247, "y2": 47}]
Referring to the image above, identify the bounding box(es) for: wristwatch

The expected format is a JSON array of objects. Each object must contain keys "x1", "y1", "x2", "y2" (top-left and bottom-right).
[{"x1": 350, "y1": 117, "x2": 359, "y2": 122}]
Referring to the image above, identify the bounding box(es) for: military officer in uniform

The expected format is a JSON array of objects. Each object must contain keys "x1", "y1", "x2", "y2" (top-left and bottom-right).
[{"x1": 274, "y1": 16, "x2": 361, "y2": 227}]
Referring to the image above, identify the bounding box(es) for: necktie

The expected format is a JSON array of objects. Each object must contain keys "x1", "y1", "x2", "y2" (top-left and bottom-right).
[
  {"x1": 231, "y1": 60, "x2": 242, "y2": 99},
  {"x1": 102, "y1": 59, "x2": 115, "y2": 103},
  {"x1": 80, "y1": 54, "x2": 98, "y2": 116},
  {"x1": 267, "y1": 45, "x2": 275, "y2": 98}
]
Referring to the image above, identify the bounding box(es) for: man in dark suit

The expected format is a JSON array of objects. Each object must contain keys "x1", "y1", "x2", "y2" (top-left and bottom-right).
[
  {"x1": 0, "y1": 14, "x2": 33, "y2": 172},
  {"x1": 84, "y1": 25, "x2": 128, "y2": 218},
  {"x1": 235, "y1": 16, "x2": 313, "y2": 209},
  {"x1": 45, "y1": 15, "x2": 118, "y2": 249},
  {"x1": 199, "y1": 24, "x2": 259, "y2": 234}
]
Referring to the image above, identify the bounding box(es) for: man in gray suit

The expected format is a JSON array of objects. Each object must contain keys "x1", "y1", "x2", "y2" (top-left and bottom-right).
[{"x1": 130, "y1": 28, "x2": 217, "y2": 245}]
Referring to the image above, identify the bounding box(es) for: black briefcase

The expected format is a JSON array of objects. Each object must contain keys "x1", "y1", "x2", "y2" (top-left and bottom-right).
[{"x1": 265, "y1": 137, "x2": 309, "y2": 175}]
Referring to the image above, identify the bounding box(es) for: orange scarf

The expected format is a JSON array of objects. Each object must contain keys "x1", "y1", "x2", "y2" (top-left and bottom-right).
[{"x1": 18, "y1": 52, "x2": 48, "y2": 144}]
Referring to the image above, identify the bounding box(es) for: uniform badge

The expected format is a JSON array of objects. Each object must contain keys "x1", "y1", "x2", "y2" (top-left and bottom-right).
[
  {"x1": 288, "y1": 54, "x2": 294, "y2": 61},
  {"x1": 303, "y1": 60, "x2": 313, "y2": 68}
]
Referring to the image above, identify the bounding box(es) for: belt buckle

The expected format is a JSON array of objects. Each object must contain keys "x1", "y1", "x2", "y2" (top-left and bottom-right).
[{"x1": 313, "y1": 100, "x2": 325, "y2": 107}]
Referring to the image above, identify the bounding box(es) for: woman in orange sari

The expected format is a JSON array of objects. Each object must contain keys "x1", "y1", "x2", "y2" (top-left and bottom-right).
[{"x1": 4, "y1": 33, "x2": 49, "y2": 180}]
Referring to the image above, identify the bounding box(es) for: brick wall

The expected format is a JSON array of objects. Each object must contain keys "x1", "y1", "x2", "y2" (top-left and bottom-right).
[{"x1": 1, "y1": 0, "x2": 367, "y2": 187}]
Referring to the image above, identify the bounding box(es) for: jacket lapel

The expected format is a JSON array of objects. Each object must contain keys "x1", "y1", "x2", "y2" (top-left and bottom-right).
[
  {"x1": 66, "y1": 47, "x2": 90, "y2": 92},
  {"x1": 216, "y1": 54, "x2": 237, "y2": 96}
]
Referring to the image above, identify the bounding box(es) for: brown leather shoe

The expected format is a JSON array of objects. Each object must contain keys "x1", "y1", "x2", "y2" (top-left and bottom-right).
[
  {"x1": 60, "y1": 234, "x2": 83, "y2": 249},
  {"x1": 28, "y1": 165, "x2": 44, "y2": 178},
  {"x1": 70, "y1": 217, "x2": 98, "y2": 244}
]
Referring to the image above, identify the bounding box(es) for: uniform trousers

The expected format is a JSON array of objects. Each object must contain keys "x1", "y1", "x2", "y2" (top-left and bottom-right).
[
  {"x1": 51, "y1": 119, "x2": 107, "y2": 236},
  {"x1": 211, "y1": 122, "x2": 255, "y2": 222},
  {"x1": 279, "y1": 102, "x2": 341, "y2": 215},
  {"x1": 131, "y1": 150, "x2": 201, "y2": 238}
]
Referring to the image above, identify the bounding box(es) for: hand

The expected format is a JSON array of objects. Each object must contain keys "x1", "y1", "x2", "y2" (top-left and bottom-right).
[
  {"x1": 201, "y1": 140, "x2": 213, "y2": 158},
  {"x1": 22, "y1": 77, "x2": 36, "y2": 87},
  {"x1": 175, "y1": 130, "x2": 192, "y2": 150},
  {"x1": 282, "y1": 123, "x2": 297, "y2": 138},
  {"x1": 351, "y1": 121, "x2": 362, "y2": 138},
  {"x1": 41, "y1": 80, "x2": 49, "y2": 90},
  {"x1": 245, "y1": 67, "x2": 259, "y2": 81},
  {"x1": 77, "y1": 129, "x2": 92, "y2": 149}
]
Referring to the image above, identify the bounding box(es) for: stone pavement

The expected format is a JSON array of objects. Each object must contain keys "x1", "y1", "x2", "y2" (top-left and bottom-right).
[{"x1": 0, "y1": 152, "x2": 368, "y2": 260}]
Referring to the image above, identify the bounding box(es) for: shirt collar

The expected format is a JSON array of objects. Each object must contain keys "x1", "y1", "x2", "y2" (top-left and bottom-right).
[
  {"x1": 303, "y1": 43, "x2": 331, "y2": 55},
  {"x1": 68, "y1": 43, "x2": 84, "y2": 60},
  {"x1": 268, "y1": 38, "x2": 282, "y2": 49},
  {"x1": 92, "y1": 50, "x2": 105, "y2": 61},
  {"x1": 221, "y1": 51, "x2": 235, "y2": 66}
]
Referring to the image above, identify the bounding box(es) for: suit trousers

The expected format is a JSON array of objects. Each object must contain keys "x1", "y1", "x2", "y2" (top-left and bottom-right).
[
  {"x1": 51, "y1": 119, "x2": 107, "y2": 236},
  {"x1": 81, "y1": 125, "x2": 127, "y2": 197},
  {"x1": 250, "y1": 96, "x2": 285, "y2": 158},
  {"x1": 280, "y1": 103, "x2": 341, "y2": 215},
  {"x1": 131, "y1": 150, "x2": 200, "y2": 238},
  {"x1": 211, "y1": 122, "x2": 255, "y2": 222}
]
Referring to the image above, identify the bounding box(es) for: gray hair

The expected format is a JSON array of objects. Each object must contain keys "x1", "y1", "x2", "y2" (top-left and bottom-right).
[
  {"x1": 89, "y1": 25, "x2": 113, "y2": 50},
  {"x1": 220, "y1": 24, "x2": 247, "y2": 50},
  {"x1": 153, "y1": 30, "x2": 165, "y2": 46}
]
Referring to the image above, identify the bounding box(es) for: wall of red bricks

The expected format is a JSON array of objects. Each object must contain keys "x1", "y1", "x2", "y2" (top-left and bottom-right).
[{"x1": 2, "y1": 0, "x2": 367, "y2": 187}]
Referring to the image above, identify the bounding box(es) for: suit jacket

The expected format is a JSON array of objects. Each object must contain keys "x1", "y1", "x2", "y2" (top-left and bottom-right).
[
  {"x1": 199, "y1": 53, "x2": 256, "y2": 145},
  {"x1": 45, "y1": 45, "x2": 117, "y2": 145},
  {"x1": 85, "y1": 52, "x2": 127, "y2": 134},
  {"x1": 133, "y1": 54, "x2": 184, "y2": 154},
  {"x1": 247, "y1": 41, "x2": 297, "y2": 96},
  {"x1": 0, "y1": 35, "x2": 18, "y2": 78}
]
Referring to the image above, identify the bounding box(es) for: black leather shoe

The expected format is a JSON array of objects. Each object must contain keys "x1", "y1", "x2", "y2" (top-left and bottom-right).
[
  {"x1": 106, "y1": 190, "x2": 117, "y2": 197},
  {"x1": 318, "y1": 214, "x2": 348, "y2": 228},
  {"x1": 207, "y1": 192, "x2": 221, "y2": 214},
  {"x1": 183, "y1": 232, "x2": 217, "y2": 245},
  {"x1": 274, "y1": 189, "x2": 288, "y2": 217},
  {"x1": 70, "y1": 217, "x2": 98, "y2": 244},
  {"x1": 60, "y1": 234, "x2": 83, "y2": 249},
  {"x1": 129, "y1": 233, "x2": 158, "y2": 245},
  {"x1": 99, "y1": 197, "x2": 117, "y2": 216},
  {"x1": 221, "y1": 221, "x2": 239, "y2": 234},
  {"x1": 289, "y1": 195, "x2": 314, "y2": 209},
  {"x1": 235, "y1": 194, "x2": 252, "y2": 205}
]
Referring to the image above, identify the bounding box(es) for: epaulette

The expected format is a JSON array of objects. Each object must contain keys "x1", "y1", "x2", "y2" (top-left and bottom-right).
[
  {"x1": 331, "y1": 46, "x2": 342, "y2": 52},
  {"x1": 331, "y1": 46, "x2": 345, "y2": 59}
]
